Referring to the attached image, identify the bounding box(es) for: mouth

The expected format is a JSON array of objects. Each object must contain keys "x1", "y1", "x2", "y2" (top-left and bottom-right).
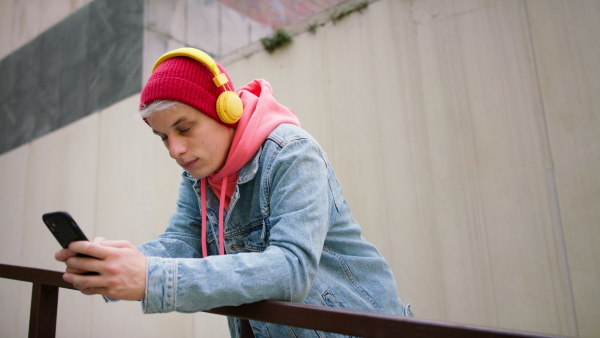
[{"x1": 180, "y1": 159, "x2": 198, "y2": 169}]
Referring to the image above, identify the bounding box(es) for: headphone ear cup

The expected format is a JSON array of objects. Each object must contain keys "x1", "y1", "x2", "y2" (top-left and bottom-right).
[{"x1": 216, "y1": 91, "x2": 243, "y2": 124}]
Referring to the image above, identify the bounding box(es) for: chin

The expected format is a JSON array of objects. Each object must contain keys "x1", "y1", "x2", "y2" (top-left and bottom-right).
[
  {"x1": 189, "y1": 172, "x2": 206, "y2": 180},
  {"x1": 187, "y1": 169, "x2": 211, "y2": 180}
]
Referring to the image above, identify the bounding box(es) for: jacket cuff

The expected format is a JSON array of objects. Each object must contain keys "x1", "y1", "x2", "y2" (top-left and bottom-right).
[
  {"x1": 141, "y1": 257, "x2": 177, "y2": 313},
  {"x1": 102, "y1": 295, "x2": 118, "y2": 303}
]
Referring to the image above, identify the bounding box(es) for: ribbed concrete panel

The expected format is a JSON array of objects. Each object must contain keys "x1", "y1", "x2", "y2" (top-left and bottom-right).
[
  {"x1": 0, "y1": 145, "x2": 29, "y2": 337},
  {"x1": 526, "y1": 1, "x2": 600, "y2": 337},
  {"x1": 226, "y1": 0, "x2": 583, "y2": 336},
  {"x1": 0, "y1": 0, "x2": 91, "y2": 60},
  {"x1": 19, "y1": 112, "x2": 100, "y2": 336},
  {"x1": 20, "y1": 113, "x2": 100, "y2": 271},
  {"x1": 409, "y1": 1, "x2": 572, "y2": 334},
  {"x1": 0, "y1": 145, "x2": 28, "y2": 266}
]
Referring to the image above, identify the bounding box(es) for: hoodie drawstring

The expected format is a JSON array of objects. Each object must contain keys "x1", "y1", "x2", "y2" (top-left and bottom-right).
[
  {"x1": 200, "y1": 177, "x2": 227, "y2": 257},
  {"x1": 200, "y1": 178, "x2": 208, "y2": 257},
  {"x1": 218, "y1": 179, "x2": 227, "y2": 255}
]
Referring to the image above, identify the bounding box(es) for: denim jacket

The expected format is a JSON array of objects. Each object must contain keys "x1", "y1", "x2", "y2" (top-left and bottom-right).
[{"x1": 137, "y1": 124, "x2": 411, "y2": 337}]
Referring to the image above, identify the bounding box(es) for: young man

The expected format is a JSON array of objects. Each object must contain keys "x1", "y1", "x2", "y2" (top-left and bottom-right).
[{"x1": 56, "y1": 48, "x2": 412, "y2": 337}]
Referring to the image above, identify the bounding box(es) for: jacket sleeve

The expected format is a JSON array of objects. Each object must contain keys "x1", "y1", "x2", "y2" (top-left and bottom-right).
[{"x1": 142, "y1": 136, "x2": 332, "y2": 314}]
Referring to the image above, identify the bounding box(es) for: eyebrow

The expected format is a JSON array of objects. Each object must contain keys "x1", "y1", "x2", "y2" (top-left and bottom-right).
[{"x1": 152, "y1": 117, "x2": 187, "y2": 135}]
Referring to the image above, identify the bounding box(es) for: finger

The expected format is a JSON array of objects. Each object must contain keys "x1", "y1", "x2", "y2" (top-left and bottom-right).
[
  {"x1": 80, "y1": 287, "x2": 104, "y2": 296},
  {"x1": 68, "y1": 241, "x2": 110, "y2": 259},
  {"x1": 100, "y1": 240, "x2": 135, "y2": 249},
  {"x1": 65, "y1": 255, "x2": 103, "y2": 273},
  {"x1": 66, "y1": 267, "x2": 90, "y2": 275},
  {"x1": 92, "y1": 237, "x2": 107, "y2": 244},
  {"x1": 64, "y1": 273, "x2": 105, "y2": 290},
  {"x1": 55, "y1": 248, "x2": 77, "y2": 262},
  {"x1": 80, "y1": 288, "x2": 95, "y2": 295}
]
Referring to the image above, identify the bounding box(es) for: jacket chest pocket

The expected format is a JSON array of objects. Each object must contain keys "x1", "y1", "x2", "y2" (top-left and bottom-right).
[{"x1": 244, "y1": 219, "x2": 269, "y2": 252}]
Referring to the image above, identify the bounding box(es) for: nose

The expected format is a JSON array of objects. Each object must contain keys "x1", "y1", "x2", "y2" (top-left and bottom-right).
[{"x1": 167, "y1": 136, "x2": 186, "y2": 159}]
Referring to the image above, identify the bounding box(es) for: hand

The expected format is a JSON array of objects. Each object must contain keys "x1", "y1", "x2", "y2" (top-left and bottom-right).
[
  {"x1": 57, "y1": 237, "x2": 147, "y2": 301},
  {"x1": 55, "y1": 237, "x2": 105, "y2": 275}
]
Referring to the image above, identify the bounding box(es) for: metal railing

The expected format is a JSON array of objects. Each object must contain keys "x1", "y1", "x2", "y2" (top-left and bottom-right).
[{"x1": 0, "y1": 263, "x2": 559, "y2": 338}]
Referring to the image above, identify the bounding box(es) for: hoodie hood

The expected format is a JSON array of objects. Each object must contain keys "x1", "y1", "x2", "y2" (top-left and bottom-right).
[{"x1": 200, "y1": 79, "x2": 300, "y2": 256}]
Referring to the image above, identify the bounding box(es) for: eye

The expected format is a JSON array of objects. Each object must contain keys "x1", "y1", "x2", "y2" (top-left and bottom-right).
[{"x1": 178, "y1": 127, "x2": 190, "y2": 135}]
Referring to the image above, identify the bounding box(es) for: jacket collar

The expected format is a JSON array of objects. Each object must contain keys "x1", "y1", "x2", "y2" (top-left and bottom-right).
[{"x1": 182, "y1": 146, "x2": 262, "y2": 185}]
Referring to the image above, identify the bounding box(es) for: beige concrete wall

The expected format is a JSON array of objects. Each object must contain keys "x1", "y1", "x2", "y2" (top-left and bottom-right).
[
  {"x1": 525, "y1": 1, "x2": 600, "y2": 336},
  {"x1": 1, "y1": 0, "x2": 598, "y2": 337},
  {"x1": 0, "y1": 0, "x2": 92, "y2": 60},
  {"x1": 0, "y1": 97, "x2": 217, "y2": 337},
  {"x1": 224, "y1": 0, "x2": 599, "y2": 336}
]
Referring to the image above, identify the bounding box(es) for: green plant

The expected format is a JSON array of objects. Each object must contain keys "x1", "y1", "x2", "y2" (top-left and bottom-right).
[
  {"x1": 260, "y1": 29, "x2": 292, "y2": 53},
  {"x1": 307, "y1": 21, "x2": 319, "y2": 34},
  {"x1": 330, "y1": 1, "x2": 369, "y2": 24}
]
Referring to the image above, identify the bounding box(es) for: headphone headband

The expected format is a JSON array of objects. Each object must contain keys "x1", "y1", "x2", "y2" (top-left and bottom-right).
[{"x1": 152, "y1": 48, "x2": 231, "y2": 90}]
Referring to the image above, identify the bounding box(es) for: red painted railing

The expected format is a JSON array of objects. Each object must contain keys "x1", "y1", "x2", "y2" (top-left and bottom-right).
[{"x1": 0, "y1": 263, "x2": 561, "y2": 338}]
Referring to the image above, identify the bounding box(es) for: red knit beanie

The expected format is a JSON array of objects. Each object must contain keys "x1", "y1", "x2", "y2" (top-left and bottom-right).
[{"x1": 140, "y1": 56, "x2": 238, "y2": 127}]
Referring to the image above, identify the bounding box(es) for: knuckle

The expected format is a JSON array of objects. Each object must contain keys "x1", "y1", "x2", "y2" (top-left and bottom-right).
[
  {"x1": 106, "y1": 277, "x2": 119, "y2": 288},
  {"x1": 65, "y1": 257, "x2": 78, "y2": 268},
  {"x1": 73, "y1": 280, "x2": 88, "y2": 290},
  {"x1": 105, "y1": 289, "x2": 119, "y2": 299},
  {"x1": 104, "y1": 263, "x2": 119, "y2": 275},
  {"x1": 82, "y1": 241, "x2": 93, "y2": 254}
]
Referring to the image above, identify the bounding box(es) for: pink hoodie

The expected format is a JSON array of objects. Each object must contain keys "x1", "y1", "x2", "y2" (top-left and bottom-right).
[{"x1": 199, "y1": 79, "x2": 300, "y2": 256}]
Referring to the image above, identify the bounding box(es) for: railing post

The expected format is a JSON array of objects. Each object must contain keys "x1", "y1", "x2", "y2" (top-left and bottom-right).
[
  {"x1": 240, "y1": 318, "x2": 255, "y2": 338},
  {"x1": 29, "y1": 282, "x2": 59, "y2": 338}
]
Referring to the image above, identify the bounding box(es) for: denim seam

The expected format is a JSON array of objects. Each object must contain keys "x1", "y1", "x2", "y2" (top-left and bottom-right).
[
  {"x1": 321, "y1": 290, "x2": 343, "y2": 308},
  {"x1": 172, "y1": 258, "x2": 178, "y2": 313},
  {"x1": 262, "y1": 136, "x2": 313, "y2": 214},
  {"x1": 285, "y1": 325, "x2": 299, "y2": 338},
  {"x1": 322, "y1": 246, "x2": 381, "y2": 312},
  {"x1": 261, "y1": 144, "x2": 278, "y2": 205},
  {"x1": 226, "y1": 218, "x2": 265, "y2": 237}
]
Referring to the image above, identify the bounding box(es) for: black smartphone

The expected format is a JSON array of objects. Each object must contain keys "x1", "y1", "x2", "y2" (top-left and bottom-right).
[
  {"x1": 43, "y1": 211, "x2": 98, "y2": 275},
  {"x1": 42, "y1": 211, "x2": 89, "y2": 248}
]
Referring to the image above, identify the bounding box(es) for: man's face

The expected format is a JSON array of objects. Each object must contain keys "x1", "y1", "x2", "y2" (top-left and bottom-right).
[{"x1": 147, "y1": 104, "x2": 235, "y2": 179}]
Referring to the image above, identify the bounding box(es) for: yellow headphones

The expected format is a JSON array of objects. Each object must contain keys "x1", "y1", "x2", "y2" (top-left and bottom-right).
[{"x1": 151, "y1": 47, "x2": 243, "y2": 124}]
